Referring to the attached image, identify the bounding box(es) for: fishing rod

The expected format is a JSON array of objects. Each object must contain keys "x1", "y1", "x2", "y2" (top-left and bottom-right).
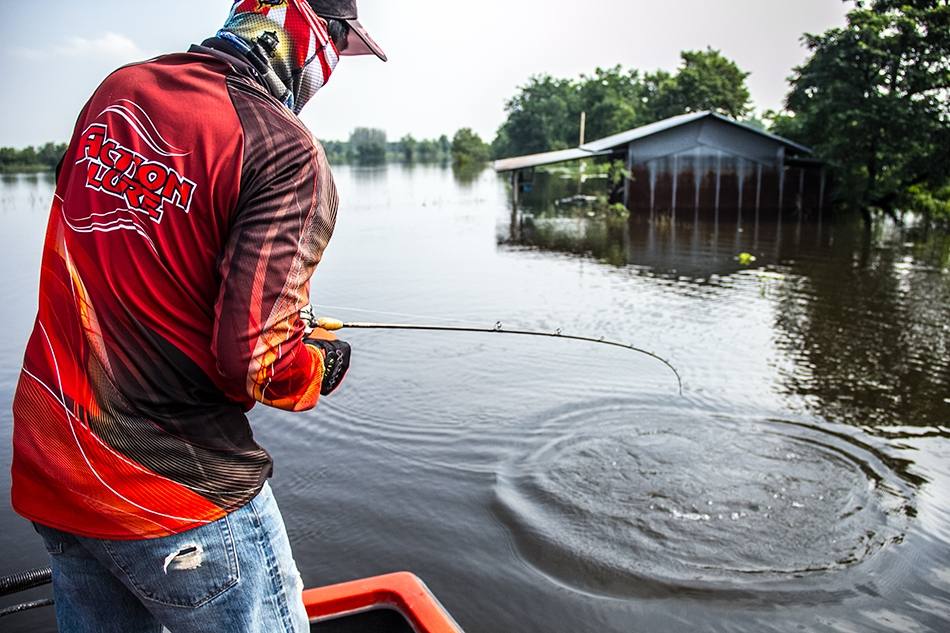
[{"x1": 304, "y1": 311, "x2": 683, "y2": 396}]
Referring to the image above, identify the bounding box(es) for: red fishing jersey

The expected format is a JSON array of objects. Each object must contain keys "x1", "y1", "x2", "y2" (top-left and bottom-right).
[{"x1": 11, "y1": 45, "x2": 338, "y2": 539}]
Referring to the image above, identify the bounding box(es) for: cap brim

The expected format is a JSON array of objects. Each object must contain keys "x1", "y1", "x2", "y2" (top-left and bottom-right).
[{"x1": 342, "y1": 18, "x2": 387, "y2": 61}]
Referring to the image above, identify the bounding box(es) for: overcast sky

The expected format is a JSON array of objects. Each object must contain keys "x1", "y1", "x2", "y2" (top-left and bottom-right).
[{"x1": 2, "y1": 1, "x2": 848, "y2": 147}]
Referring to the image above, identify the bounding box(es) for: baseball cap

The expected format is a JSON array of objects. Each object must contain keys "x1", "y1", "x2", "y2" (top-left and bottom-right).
[{"x1": 307, "y1": 0, "x2": 387, "y2": 61}]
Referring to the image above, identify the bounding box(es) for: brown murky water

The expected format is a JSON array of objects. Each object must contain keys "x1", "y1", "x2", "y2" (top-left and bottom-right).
[{"x1": 1, "y1": 167, "x2": 948, "y2": 632}]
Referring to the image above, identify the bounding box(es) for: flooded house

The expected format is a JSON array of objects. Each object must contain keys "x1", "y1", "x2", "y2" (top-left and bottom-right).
[{"x1": 494, "y1": 111, "x2": 826, "y2": 223}]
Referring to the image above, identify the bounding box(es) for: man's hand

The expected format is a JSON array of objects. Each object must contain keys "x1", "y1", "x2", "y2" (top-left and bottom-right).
[{"x1": 304, "y1": 328, "x2": 351, "y2": 395}]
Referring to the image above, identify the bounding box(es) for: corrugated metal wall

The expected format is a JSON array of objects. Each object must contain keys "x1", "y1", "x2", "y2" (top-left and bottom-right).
[{"x1": 624, "y1": 119, "x2": 824, "y2": 221}]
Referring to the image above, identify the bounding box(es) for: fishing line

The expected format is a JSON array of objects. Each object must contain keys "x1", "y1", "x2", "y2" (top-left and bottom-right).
[
  {"x1": 305, "y1": 311, "x2": 684, "y2": 396},
  {"x1": 310, "y1": 303, "x2": 486, "y2": 327}
]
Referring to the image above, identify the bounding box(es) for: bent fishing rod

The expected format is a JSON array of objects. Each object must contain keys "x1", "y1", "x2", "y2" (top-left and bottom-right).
[{"x1": 304, "y1": 310, "x2": 683, "y2": 396}]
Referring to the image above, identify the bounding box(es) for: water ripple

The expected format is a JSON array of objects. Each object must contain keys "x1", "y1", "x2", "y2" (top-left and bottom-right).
[{"x1": 493, "y1": 400, "x2": 915, "y2": 602}]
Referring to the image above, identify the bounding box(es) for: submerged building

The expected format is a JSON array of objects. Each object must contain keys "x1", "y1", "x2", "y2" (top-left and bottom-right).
[{"x1": 494, "y1": 111, "x2": 826, "y2": 222}]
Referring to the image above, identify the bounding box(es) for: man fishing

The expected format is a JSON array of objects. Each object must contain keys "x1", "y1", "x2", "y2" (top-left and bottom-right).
[{"x1": 9, "y1": 1, "x2": 384, "y2": 631}]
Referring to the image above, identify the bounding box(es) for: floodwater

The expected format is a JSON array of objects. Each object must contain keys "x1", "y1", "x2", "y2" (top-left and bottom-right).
[{"x1": 1, "y1": 166, "x2": 948, "y2": 632}]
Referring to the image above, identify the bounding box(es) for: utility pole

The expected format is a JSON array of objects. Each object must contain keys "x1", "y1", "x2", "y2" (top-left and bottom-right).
[{"x1": 578, "y1": 111, "x2": 587, "y2": 194}]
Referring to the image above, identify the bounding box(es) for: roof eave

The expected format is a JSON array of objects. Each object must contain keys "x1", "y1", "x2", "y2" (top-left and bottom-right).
[{"x1": 493, "y1": 148, "x2": 612, "y2": 173}]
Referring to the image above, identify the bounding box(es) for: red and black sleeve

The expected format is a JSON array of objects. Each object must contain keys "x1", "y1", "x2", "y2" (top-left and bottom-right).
[{"x1": 212, "y1": 77, "x2": 339, "y2": 411}]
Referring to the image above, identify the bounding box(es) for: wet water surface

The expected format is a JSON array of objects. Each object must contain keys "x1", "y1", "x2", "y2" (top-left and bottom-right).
[
  {"x1": 0, "y1": 167, "x2": 948, "y2": 632},
  {"x1": 495, "y1": 402, "x2": 913, "y2": 599}
]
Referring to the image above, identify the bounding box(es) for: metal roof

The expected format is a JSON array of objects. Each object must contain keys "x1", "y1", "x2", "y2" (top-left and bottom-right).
[
  {"x1": 581, "y1": 111, "x2": 812, "y2": 155},
  {"x1": 578, "y1": 111, "x2": 708, "y2": 153},
  {"x1": 494, "y1": 111, "x2": 812, "y2": 173},
  {"x1": 492, "y1": 147, "x2": 609, "y2": 173}
]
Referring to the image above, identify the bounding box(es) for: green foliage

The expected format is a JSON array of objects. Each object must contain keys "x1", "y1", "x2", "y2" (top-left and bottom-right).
[
  {"x1": 606, "y1": 159, "x2": 631, "y2": 189},
  {"x1": 0, "y1": 142, "x2": 67, "y2": 173},
  {"x1": 575, "y1": 66, "x2": 646, "y2": 142},
  {"x1": 774, "y1": 0, "x2": 950, "y2": 222},
  {"x1": 451, "y1": 128, "x2": 491, "y2": 166},
  {"x1": 906, "y1": 183, "x2": 950, "y2": 223},
  {"x1": 439, "y1": 135, "x2": 452, "y2": 157},
  {"x1": 493, "y1": 50, "x2": 753, "y2": 159},
  {"x1": 493, "y1": 75, "x2": 580, "y2": 158},
  {"x1": 646, "y1": 48, "x2": 752, "y2": 120},
  {"x1": 399, "y1": 134, "x2": 417, "y2": 163},
  {"x1": 607, "y1": 203, "x2": 631, "y2": 220},
  {"x1": 740, "y1": 115, "x2": 768, "y2": 131},
  {"x1": 349, "y1": 127, "x2": 387, "y2": 165},
  {"x1": 416, "y1": 137, "x2": 447, "y2": 163},
  {"x1": 321, "y1": 139, "x2": 351, "y2": 164}
]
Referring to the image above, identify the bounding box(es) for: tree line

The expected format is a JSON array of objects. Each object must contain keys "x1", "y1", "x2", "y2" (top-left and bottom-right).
[
  {"x1": 0, "y1": 143, "x2": 67, "y2": 173},
  {"x1": 1, "y1": 130, "x2": 492, "y2": 174},
  {"x1": 1, "y1": 134, "x2": 491, "y2": 172},
  {"x1": 321, "y1": 128, "x2": 490, "y2": 167}
]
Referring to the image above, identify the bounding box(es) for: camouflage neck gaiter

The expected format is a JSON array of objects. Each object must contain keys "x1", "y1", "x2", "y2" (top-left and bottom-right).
[{"x1": 218, "y1": 0, "x2": 340, "y2": 114}]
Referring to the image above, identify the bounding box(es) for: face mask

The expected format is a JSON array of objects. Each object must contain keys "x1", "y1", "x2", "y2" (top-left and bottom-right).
[{"x1": 219, "y1": 0, "x2": 340, "y2": 113}]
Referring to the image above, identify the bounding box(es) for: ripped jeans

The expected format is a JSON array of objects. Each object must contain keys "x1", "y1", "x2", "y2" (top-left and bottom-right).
[{"x1": 32, "y1": 483, "x2": 309, "y2": 633}]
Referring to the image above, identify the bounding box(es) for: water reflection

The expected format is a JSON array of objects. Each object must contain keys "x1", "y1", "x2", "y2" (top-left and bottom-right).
[
  {"x1": 501, "y1": 175, "x2": 950, "y2": 432},
  {"x1": 346, "y1": 163, "x2": 389, "y2": 185},
  {"x1": 334, "y1": 161, "x2": 490, "y2": 189},
  {"x1": 451, "y1": 162, "x2": 487, "y2": 187},
  {"x1": 0, "y1": 172, "x2": 57, "y2": 214},
  {"x1": 771, "y1": 225, "x2": 950, "y2": 431}
]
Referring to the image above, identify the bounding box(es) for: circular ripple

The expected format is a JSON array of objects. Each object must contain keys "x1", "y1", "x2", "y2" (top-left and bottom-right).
[{"x1": 494, "y1": 404, "x2": 913, "y2": 598}]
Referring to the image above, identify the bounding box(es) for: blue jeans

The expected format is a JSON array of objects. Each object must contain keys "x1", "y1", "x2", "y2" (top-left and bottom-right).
[{"x1": 33, "y1": 483, "x2": 309, "y2": 633}]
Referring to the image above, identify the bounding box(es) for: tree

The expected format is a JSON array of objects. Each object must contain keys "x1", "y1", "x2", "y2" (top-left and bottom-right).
[
  {"x1": 451, "y1": 128, "x2": 491, "y2": 166},
  {"x1": 438, "y1": 135, "x2": 452, "y2": 158},
  {"x1": 349, "y1": 127, "x2": 387, "y2": 165},
  {"x1": 320, "y1": 139, "x2": 351, "y2": 164},
  {"x1": 399, "y1": 134, "x2": 417, "y2": 163},
  {"x1": 576, "y1": 66, "x2": 649, "y2": 142},
  {"x1": 492, "y1": 74, "x2": 580, "y2": 158},
  {"x1": 0, "y1": 147, "x2": 21, "y2": 172},
  {"x1": 37, "y1": 142, "x2": 67, "y2": 168},
  {"x1": 646, "y1": 48, "x2": 752, "y2": 120},
  {"x1": 774, "y1": 1, "x2": 950, "y2": 224},
  {"x1": 416, "y1": 138, "x2": 440, "y2": 162},
  {"x1": 18, "y1": 146, "x2": 38, "y2": 167}
]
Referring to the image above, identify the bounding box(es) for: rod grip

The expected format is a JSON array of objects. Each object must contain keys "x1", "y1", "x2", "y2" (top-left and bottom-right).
[
  {"x1": 315, "y1": 317, "x2": 345, "y2": 332},
  {"x1": 0, "y1": 567, "x2": 52, "y2": 597}
]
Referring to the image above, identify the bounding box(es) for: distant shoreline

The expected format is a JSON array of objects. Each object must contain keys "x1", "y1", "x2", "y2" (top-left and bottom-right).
[{"x1": 0, "y1": 166, "x2": 54, "y2": 175}]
